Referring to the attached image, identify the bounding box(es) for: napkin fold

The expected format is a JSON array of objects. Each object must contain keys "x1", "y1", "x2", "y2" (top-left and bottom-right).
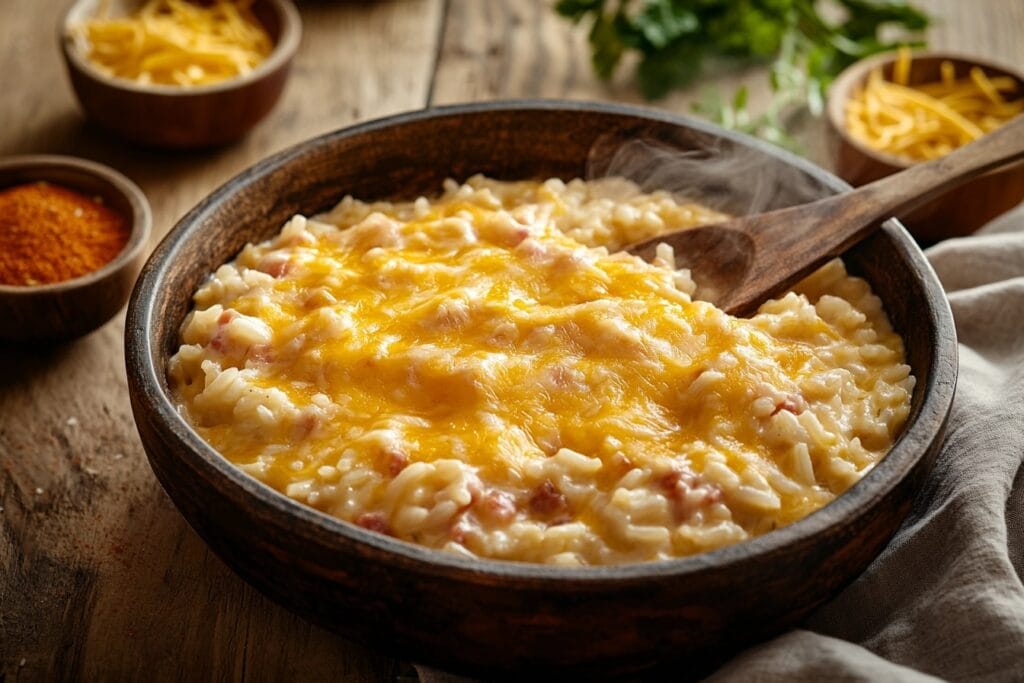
[
  {"x1": 419, "y1": 203, "x2": 1024, "y2": 683},
  {"x1": 707, "y1": 202, "x2": 1024, "y2": 682}
]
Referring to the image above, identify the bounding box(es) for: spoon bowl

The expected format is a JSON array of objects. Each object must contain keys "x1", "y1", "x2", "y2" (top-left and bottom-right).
[{"x1": 631, "y1": 224, "x2": 755, "y2": 306}]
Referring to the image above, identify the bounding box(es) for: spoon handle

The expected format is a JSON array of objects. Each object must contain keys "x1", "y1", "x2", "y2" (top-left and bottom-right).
[
  {"x1": 731, "y1": 114, "x2": 1024, "y2": 312},
  {"x1": 816, "y1": 112, "x2": 1024, "y2": 236}
]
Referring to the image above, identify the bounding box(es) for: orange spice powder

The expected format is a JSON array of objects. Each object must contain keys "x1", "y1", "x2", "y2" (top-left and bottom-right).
[{"x1": 0, "y1": 182, "x2": 130, "y2": 286}]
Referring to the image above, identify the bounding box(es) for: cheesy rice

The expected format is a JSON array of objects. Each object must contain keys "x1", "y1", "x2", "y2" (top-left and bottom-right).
[{"x1": 168, "y1": 176, "x2": 915, "y2": 566}]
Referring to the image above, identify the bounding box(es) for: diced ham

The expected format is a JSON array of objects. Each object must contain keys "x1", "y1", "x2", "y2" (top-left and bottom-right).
[
  {"x1": 507, "y1": 226, "x2": 530, "y2": 246},
  {"x1": 355, "y1": 512, "x2": 391, "y2": 535},
  {"x1": 772, "y1": 394, "x2": 805, "y2": 416},
  {"x1": 294, "y1": 411, "x2": 320, "y2": 440},
  {"x1": 476, "y1": 490, "x2": 517, "y2": 524},
  {"x1": 256, "y1": 253, "x2": 292, "y2": 278},
  {"x1": 384, "y1": 449, "x2": 409, "y2": 477},
  {"x1": 488, "y1": 219, "x2": 530, "y2": 247},
  {"x1": 207, "y1": 309, "x2": 239, "y2": 352},
  {"x1": 209, "y1": 309, "x2": 238, "y2": 352},
  {"x1": 658, "y1": 468, "x2": 696, "y2": 493},
  {"x1": 529, "y1": 480, "x2": 569, "y2": 521},
  {"x1": 660, "y1": 467, "x2": 723, "y2": 522}
]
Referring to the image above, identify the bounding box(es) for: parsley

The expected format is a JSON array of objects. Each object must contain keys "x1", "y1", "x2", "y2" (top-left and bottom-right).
[{"x1": 556, "y1": 0, "x2": 931, "y2": 145}]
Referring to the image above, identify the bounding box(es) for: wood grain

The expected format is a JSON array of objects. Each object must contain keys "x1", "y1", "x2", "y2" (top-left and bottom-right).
[
  {"x1": 0, "y1": 1, "x2": 443, "y2": 680},
  {"x1": 430, "y1": 0, "x2": 778, "y2": 116},
  {"x1": 431, "y1": 0, "x2": 1024, "y2": 171},
  {"x1": 0, "y1": 0, "x2": 1018, "y2": 680}
]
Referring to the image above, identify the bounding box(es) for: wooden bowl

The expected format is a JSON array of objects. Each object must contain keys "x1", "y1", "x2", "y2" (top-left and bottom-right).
[
  {"x1": 0, "y1": 155, "x2": 151, "y2": 342},
  {"x1": 124, "y1": 102, "x2": 958, "y2": 678},
  {"x1": 60, "y1": 0, "x2": 301, "y2": 149},
  {"x1": 827, "y1": 51, "x2": 1024, "y2": 242}
]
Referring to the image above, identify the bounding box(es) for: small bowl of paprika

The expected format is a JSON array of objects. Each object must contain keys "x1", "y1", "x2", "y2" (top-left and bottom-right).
[{"x1": 0, "y1": 155, "x2": 151, "y2": 342}]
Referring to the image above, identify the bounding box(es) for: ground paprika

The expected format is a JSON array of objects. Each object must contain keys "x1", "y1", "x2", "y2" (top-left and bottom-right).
[{"x1": 0, "y1": 181, "x2": 129, "y2": 286}]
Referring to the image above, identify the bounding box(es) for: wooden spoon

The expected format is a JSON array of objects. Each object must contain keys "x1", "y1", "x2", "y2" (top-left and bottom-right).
[{"x1": 628, "y1": 114, "x2": 1024, "y2": 316}]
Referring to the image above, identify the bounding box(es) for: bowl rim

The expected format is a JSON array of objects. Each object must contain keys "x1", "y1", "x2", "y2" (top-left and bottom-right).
[
  {"x1": 126, "y1": 99, "x2": 958, "y2": 583},
  {"x1": 59, "y1": 0, "x2": 302, "y2": 96},
  {"x1": 0, "y1": 153, "x2": 152, "y2": 294},
  {"x1": 826, "y1": 49, "x2": 1024, "y2": 170}
]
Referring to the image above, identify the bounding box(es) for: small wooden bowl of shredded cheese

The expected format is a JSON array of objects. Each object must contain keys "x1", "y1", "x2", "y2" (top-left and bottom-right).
[
  {"x1": 60, "y1": 0, "x2": 301, "y2": 148},
  {"x1": 827, "y1": 49, "x2": 1024, "y2": 241}
]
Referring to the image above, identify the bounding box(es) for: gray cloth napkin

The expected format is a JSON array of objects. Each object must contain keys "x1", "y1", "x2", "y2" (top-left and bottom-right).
[
  {"x1": 707, "y1": 204, "x2": 1024, "y2": 682},
  {"x1": 419, "y1": 204, "x2": 1024, "y2": 682}
]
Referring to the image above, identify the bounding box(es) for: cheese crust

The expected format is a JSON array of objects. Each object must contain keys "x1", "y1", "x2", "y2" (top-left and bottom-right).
[{"x1": 169, "y1": 176, "x2": 914, "y2": 566}]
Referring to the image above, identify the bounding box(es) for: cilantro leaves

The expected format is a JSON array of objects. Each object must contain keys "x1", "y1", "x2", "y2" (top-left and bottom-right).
[{"x1": 556, "y1": 0, "x2": 931, "y2": 144}]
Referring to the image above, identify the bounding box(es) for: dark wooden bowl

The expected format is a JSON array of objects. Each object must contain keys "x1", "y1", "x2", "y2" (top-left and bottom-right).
[
  {"x1": 60, "y1": 0, "x2": 301, "y2": 149},
  {"x1": 124, "y1": 102, "x2": 958, "y2": 678},
  {"x1": 0, "y1": 154, "x2": 151, "y2": 342},
  {"x1": 827, "y1": 51, "x2": 1024, "y2": 243}
]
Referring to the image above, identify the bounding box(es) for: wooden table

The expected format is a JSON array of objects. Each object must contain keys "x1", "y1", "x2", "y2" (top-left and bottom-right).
[{"x1": 2, "y1": 1, "x2": 1021, "y2": 679}]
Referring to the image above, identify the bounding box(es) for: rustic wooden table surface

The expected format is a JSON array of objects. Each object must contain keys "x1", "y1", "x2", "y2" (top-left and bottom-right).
[{"x1": 2, "y1": 1, "x2": 1022, "y2": 680}]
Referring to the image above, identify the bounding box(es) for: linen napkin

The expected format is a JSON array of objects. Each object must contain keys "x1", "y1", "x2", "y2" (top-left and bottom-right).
[
  {"x1": 419, "y1": 202, "x2": 1024, "y2": 682},
  {"x1": 705, "y1": 201, "x2": 1024, "y2": 682}
]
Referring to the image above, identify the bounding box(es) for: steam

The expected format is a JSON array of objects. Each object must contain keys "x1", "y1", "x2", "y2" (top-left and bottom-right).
[
  {"x1": 582, "y1": 134, "x2": 835, "y2": 305},
  {"x1": 585, "y1": 135, "x2": 830, "y2": 217}
]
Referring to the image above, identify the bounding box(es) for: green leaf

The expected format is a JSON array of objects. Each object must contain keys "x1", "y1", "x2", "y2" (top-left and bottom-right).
[
  {"x1": 838, "y1": 0, "x2": 930, "y2": 30},
  {"x1": 707, "y1": 3, "x2": 789, "y2": 58},
  {"x1": 553, "y1": 0, "x2": 933, "y2": 148},
  {"x1": 838, "y1": 1, "x2": 929, "y2": 45},
  {"x1": 637, "y1": 38, "x2": 703, "y2": 99},
  {"x1": 589, "y1": 12, "x2": 625, "y2": 80},
  {"x1": 805, "y1": 43, "x2": 840, "y2": 82},
  {"x1": 633, "y1": 0, "x2": 700, "y2": 50},
  {"x1": 732, "y1": 84, "x2": 749, "y2": 110}
]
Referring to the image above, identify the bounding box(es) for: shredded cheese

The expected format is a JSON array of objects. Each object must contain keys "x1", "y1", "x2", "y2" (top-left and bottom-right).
[
  {"x1": 77, "y1": 0, "x2": 273, "y2": 87},
  {"x1": 845, "y1": 47, "x2": 1023, "y2": 162}
]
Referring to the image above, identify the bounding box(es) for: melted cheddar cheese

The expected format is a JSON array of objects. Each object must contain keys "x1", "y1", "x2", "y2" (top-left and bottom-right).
[{"x1": 169, "y1": 176, "x2": 914, "y2": 565}]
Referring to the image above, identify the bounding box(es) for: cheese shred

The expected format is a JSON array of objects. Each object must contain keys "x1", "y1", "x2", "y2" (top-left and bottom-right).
[
  {"x1": 77, "y1": 0, "x2": 273, "y2": 87},
  {"x1": 845, "y1": 47, "x2": 1023, "y2": 162}
]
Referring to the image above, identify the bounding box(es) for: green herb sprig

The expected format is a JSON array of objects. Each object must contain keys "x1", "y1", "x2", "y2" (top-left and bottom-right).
[{"x1": 556, "y1": 0, "x2": 931, "y2": 144}]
